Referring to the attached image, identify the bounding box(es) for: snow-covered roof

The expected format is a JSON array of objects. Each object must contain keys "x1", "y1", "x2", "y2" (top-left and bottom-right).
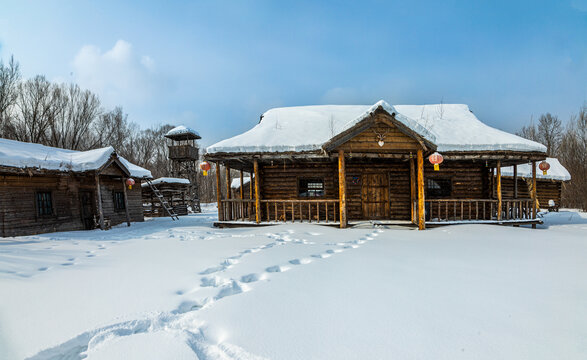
[
  {"x1": 0, "y1": 138, "x2": 152, "y2": 178},
  {"x1": 501, "y1": 158, "x2": 571, "y2": 181},
  {"x1": 206, "y1": 100, "x2": 547, "y2": 154},
  {"x1": 142, "y1": 177, "x2": 191, "y2": 187},
  {"x1": 231, "y1": 176, "x2": 251, "y2": 189},
  {"x1": 165, "y1": 125, "x2": 201, "y2": 140}
]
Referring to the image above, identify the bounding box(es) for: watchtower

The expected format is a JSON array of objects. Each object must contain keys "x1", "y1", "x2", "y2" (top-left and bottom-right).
[{"x1": 165, "y1": 125, "x2": 202, "y2": 213}]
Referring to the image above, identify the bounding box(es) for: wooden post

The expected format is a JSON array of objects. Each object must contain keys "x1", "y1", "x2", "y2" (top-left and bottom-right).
[
  {"x1": 239, "y1": 170, "x2": 244, "y2": 220},
  {"x1": 497, "y1": 160, "x2": 502, "y2": 221},
  {"x1": 417, "y1": 150, "x2": 425, "y2": 230},
  {"x1": 95, "y1": 174, "x2": 105, "y2": 229},
  {"x1": 513, "y1": 165, "x2": 518, "y2": 199},
  {"x1": 338, "y1": 150, "x2": 347, "y2": 228},
  {"x1": 239, "y1": 170, "x2": 244, "y2": 199},
  {"x1": 121, "y1": 178, "x2": 131, "y2": 226},
  {"x1": 410, "y1": 158, "x2": 416, "y2": 224},
  {"x1": 254, "y1": 159, "x2": 261, "y2": 224},
  {"x1": 225, "y1": 165, "x2": 231, "y2": 220},
  {"x1": 532, "y1": 160, "x2": 537, "y2": 228},
  {"x1": 215, "y1": 162, "x2": 223, "y2": 221}
]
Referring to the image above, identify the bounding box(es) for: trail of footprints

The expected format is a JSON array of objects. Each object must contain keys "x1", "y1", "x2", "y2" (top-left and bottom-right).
[
  {"x1": 29, "y1": 228, "x2": 385, "y2": 360},
  {"x1": 174, "y1": 228, "x2": 384, "y2": 315}
]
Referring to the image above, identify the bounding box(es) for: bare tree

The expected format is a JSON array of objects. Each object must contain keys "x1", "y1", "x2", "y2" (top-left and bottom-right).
[
  {"x1": 537, "y1": 113, "x2": 563, "y2": 156},
  {"x1": 0, "y1": 56, "x2": 21, "y2": 137},
  {"x1": 559, "y1": 106, "x2": 587, "y2": 210}
]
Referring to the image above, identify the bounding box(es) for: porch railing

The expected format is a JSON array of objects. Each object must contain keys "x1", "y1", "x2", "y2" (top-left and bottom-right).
[
  {"x1": 220, "y1": 199, "x2": 339, "y2": 223},
  {"x1": 425, "y1": 198, "x2": 535, "y2": 222}
]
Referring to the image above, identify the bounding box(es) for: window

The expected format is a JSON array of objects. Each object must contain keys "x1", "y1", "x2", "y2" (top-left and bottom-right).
[
  {"x1": 426, "y1": 178, "x2": 452, "y2": 198},
  {"x1": 36, "y1": 191, "x2": 53, "y2": 216},
  {"x1": 298, "y1": 178, "x2": 324, "y2": 197},
  {"x1": 113, "y1": 191, "x2": 125, "y2": 210}
]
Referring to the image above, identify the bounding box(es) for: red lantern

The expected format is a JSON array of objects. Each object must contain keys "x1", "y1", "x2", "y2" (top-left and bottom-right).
[
  {"x1": 200, "y1": 161, "x2": 211, "y2": 176},
  {"x1": 126, "y1": 178, "x2": 135, "y2": 189},
  {"x1": 429, "y1": 152, "x2": 444, "y2": 171},
  {"x1": 539, "y1": 160, "x2": 550, "y2": 175}
]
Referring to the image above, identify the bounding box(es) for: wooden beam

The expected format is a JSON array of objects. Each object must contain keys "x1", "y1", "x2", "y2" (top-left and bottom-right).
[
  {"x1": 239, "y1": 170, "x2": 244, "y2": 200},
  {"x1": 254, "y1": 159, "x2": 261, "y2": 224},
  {"x1": 338, "y1": 150, "x2": 347, "y2": 228},
  {"x1": 497, "y1": 160, "x2": 502, "y2": 221},
  {"x1": 417, "y1": 149, "x2": 425, "y2": 230},
  {"x1": 95, "y1": 174, "x2": 105, "y2": 229},
  {"x1": 410, "y1": 158, "x2": 416, "y2": 224},
  {"x1": 121, "y1": 178, "x2": 131, "y2": 226},
  {"x1": 215, "y1": 162, "x2": 223, "y2": 221},
  {"x1": 513, "y1": 164, "x2": 518, "y2": 199},
  {"x1": 225, "y1": 165, "x2": 231, "y2": 220},
  {"x1": 532, "y1": 160, "x2": 537, "y2": 228}
]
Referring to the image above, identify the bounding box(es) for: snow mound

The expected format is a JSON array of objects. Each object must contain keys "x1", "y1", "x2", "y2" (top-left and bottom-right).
[{"x1": 165, "y1": 125, "x2": 200, "y2": 138}]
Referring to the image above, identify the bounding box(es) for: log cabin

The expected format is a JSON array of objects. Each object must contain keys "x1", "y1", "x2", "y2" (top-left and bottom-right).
[
  {"x1": 204, "y1": 100, "x2": 549, "y2": 229},
  {"x1": 0, "y1": 138, "x2": 151, "y2": 237},
  {"x1": 142, "y1": 177, "x2": 191, "y2": 217},
  {"x1": 498, "y1": 158, "x2": 570, "y2": 211}
]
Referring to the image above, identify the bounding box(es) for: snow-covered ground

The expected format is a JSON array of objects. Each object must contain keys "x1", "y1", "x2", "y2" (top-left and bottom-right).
[{"x1": 1, "y1": 205, "x2": 586, "y2": 359}]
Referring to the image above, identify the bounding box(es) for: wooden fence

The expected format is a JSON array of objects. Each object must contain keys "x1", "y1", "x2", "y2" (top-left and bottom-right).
[
  {"x1": 425, "y1": 198, "x2": 535, "y2": 222},
  {"x1": 220, "y1": 199, "x2": 339, "y2": 223}
]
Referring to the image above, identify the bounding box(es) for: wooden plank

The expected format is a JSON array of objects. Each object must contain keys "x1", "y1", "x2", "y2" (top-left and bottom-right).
[
  {"x1": 410, "y1": 158, "x2": 416, "y2": 224},
  {"x1": 532, "y1": 160, "x2": 537, "y2": 228},
  {"x1": 95, "y1": 174, "x2": 105, "y2": 229},
  {"x1": 254, "y1": 159, "x2": 261, "y2": 224},
  {"x1": 121, "y1": 178, "x2": 131, "y2": 226},
  {"x1": 225, "y1": 165, "x2": 231, "y2": 220},
  {"x1": 417, "y1": 149, "x2": 425, "y2": 230},
  {"x1": 338, "y1": 150, "x2": 347, "y2": 228},
  {"x1": 496, "y1": 160, "x2": 502, "y2": 221},
  {"x1": 215, "y1": 162, "x2": 223, "y2": 221},
  {"x1": 513, "y1": 165, "x2": 518, "y2": 199}
]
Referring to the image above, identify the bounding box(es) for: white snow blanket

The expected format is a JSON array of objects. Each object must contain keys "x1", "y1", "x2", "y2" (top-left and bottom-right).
[
  {"x1": 166, "y1": 125, "x2": 201, "y2": 138},
  {"x1": 142, "y1": 177, "x2": 191, "y2": 187},
  {"x1": 501, "y1": 157, "x2": 571, "y2": 181},
  {"x1": 0, "y1": 138, "x2": 152, "y2": 178},
  {"x1": 1, "y1": 206, "x2": 586, "y2": 359},
  {"x1": 231, "y1": 176, "x2": 251, "y2": 189},
  {"x1": 207, "y1": 100, "x2": 547, "y2": 154}
]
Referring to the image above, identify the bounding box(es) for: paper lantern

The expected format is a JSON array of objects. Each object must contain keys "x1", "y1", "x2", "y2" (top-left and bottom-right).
[
  {"x1": 428, "y1": 152, "x2": 444, "y2": 171},
  {"x1": 200, "y1": 161, "x2": 211, "y2": 176},
  {"x1": 126, "y1": 178, "x2": 135, "y2": 189},
  {"x1": 539, "y1": 160, "x2": 550, "y2": 175}
]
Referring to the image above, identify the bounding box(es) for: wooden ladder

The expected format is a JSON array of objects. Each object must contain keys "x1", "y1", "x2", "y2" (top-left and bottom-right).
[{"x1": 145, "y1": 179, "x2": 179, "y2": 220}]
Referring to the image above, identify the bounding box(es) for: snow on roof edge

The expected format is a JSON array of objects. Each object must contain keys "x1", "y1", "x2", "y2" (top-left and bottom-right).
[{"x1": 501, "y1": 158, "x2": 571, "y2": 181}]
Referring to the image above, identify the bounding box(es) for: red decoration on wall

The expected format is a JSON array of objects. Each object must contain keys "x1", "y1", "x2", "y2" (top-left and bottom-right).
[
  {"x1": 126, "y1": 178, "x2": 135, "y2": 189},
  {"x1": 428, "y1": 152, "x2": 444, "y2": 171}
]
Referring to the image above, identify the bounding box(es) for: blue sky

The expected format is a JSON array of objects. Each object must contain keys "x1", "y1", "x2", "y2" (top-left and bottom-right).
[{"x1": 1, "y1": 0, "x2": 586, "y2": 147}]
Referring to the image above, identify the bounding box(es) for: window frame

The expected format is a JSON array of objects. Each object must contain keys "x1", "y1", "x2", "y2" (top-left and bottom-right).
[
  {"x1": 113, "y1": 191, "x2": 126, "y2": 211},
  {"x1": 425, "y1": 177, "x2": 453, "y2": 198},
  {"x1": 35, "y1": 190, "x2": 54, "y2": 217},
  {"x1": 296, "y1": 177, "x2": 326, "y2": 198}
]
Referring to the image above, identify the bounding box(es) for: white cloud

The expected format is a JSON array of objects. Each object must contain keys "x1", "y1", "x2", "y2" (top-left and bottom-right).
[{"x1": 72, "y1": 40, "x2": 156, "y2": 107}]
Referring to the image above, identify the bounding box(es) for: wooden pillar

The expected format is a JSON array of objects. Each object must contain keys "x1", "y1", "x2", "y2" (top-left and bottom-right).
[
  {"x1": 410, "y1": 158, "x2": 416, "y2": 224},
  {"x1": 496, "y1": 160, "x2": 502, "y2": 221},
  {"x1": 417, "y1": 150, "x2": 425, "y2": 230},
  {"x1": 532, "y1": 160, "x2": 537, "y2": 228},
  {"x1": 121, "y1": 178, "x2": 131, "y2": 226},
  {"x1": 513, "y1": 165, "x2": 518, "y2": 199},
  {"x1": 95, "y1": 174, "x2": 105, "y2": 229},
  {"x1": 239, "y1": 170, "x2": 244, "y2": 199},
  {"x1": 254, "y1": 159, "x2": 261, "y2": 224},
  {"x1": 225, "y1": 165, "x2": 231, "y2": 220},
  {"x1": 338, "y1": 150, "x2": 347, "y2": 228},
  {"x1": 215, "y1": 162, "x2": 223, "y2": 221}
]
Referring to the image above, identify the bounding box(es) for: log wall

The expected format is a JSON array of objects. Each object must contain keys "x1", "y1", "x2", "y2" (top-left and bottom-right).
[{"x1": 498, "y1": 177, "x2": 562, "y2": 208}]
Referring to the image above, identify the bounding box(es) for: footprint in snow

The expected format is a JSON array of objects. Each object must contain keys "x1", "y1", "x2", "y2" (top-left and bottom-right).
[
  {"x1": 326, "y1": 249, "x2": 343, "y2": 254},
  {"x1": 37, "y1": 267, "x2": 49, "y2": 272},
  {"x1": 343, "y1": 245, "x2": 359, "y2": 249},
  {"x1": 173, "y1": 298, "x2": 211, "y2": 314},
  {"x1": 289, "y1": 258, "x2": 312, "y2": 265},
  {"x1": 311, "y1": 253, "x2": 331, "y2": 259},
  {"x1": 200, "y1": 276, "x2": 230, "y2": 287},
  {"x1": 199, "y1": 265, "x2": 226, "y2": 275},
  {"x1": 61, "y1": 262, "x2": 74, "y2": 266},
  {"x1": 266, "y1": 265, "x2": 289, "y2": 273},
  {"x1": 241, "y1": 273, "x2": 262, "y2": 283},
  {"x1": 215, "y1": 280, "x2": 245, "y2": 300}
]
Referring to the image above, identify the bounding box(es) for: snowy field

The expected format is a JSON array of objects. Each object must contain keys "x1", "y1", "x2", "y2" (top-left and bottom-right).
[{"x1": 1, "y1": 205, "x2": 586, "y2": 360}]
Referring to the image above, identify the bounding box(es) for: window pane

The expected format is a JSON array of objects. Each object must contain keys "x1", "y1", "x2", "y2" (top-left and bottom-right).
[{"x1": 299, "y1": 179, "x2": 324, "y2": 197}]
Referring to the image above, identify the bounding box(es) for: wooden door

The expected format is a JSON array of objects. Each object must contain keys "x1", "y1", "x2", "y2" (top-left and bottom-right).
[
  {"x1": 79, "y1": 191, "x2": 95, "y2": 230},
  {"x1": 361, "y1": 173, "x2": 390, "y2": 219}
]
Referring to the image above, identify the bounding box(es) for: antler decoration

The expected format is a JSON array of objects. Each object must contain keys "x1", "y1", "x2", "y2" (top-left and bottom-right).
[{"x1": 373, "y1": 129, "x2": 387, "y2": 147}]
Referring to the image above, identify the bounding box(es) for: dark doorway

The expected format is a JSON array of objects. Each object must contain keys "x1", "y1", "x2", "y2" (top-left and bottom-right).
[{"x1": 79, "y1": 191, "x2": 95, "y2": 230}]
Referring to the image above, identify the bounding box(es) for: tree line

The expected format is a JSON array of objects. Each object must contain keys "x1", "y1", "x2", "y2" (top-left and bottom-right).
[{"x1": 516, "y1": 107, "x2": 587, "y2": 210}]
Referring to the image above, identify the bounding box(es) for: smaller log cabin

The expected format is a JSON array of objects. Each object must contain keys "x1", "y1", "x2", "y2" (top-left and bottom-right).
[
  {"x1": 205, "y1": 100, "x2": 550, "y2": 229},
  {"x1": 498, "y1": 158, "x2": 570, "y2": 210},
  {"x1": 0, "y1": 138, "x2": 151, "y2": 237},
  {"x1": 142, "y1": 177, "x2": 191, "y2": 217}
]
